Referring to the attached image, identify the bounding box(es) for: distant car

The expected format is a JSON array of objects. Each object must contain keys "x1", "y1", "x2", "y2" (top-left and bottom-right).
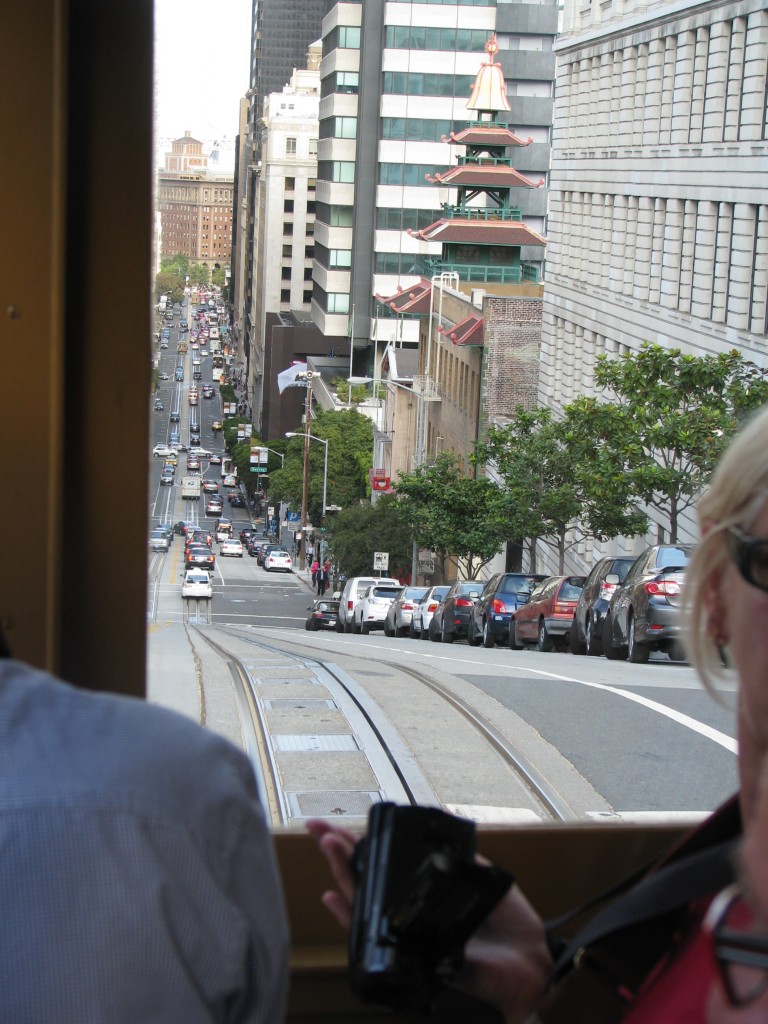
[
  {"x1": 264, "y1": 549, "x2": 292, "y2": 573},
  {"x1": 150, "y1": 528, "x2": 170, "y2": 552},
  {"x1": 184, "y1": 545, "x2": 215, "y2": 571},
  {"x1": 353, "y1": 584, "x2": 403, "y2": 635},
  {"x1": 240, "y1": 528, "x2": 255, "y2": 545},
  {"x1": 189, "y1": 447, "x2": 212, "y2": 458},
  {"x1": 468, "y1": 572, "x2": 547, "y2": 648},
  {"x1": 159, "y1": 467, "x2": 175, "y2": 486},
  {"x1": 209, "y1": 454, "x2": 222, "y2": 465},
  {"x1": 200, "y1": 350, "x2": 209, "y2": 358},
  {"x1": 569, "y1": 556, "x2": 637, "y2": 656},
  {"x1": 152, "y1": 443, "x2": 174, "y2": 458},
  {"x1": 206, "y1": 499, "x2": 223, "y2": 517},
  {"x1": 186, "y1": 529, "x2": 212, "y2": 548},
  {"x1": 305, "y1": 599, "x2": 341, "y2": 632},
  {"x1": 602, "y1": 544, "x2": 695, "y2": 663},
  {"x1": 211, "y1": 420, "x2": 223, "y2": 431},
  {"x1": 383, "y1": 586, "x2": 429, "y2": 638},
  {"x1": 174, "y1": 369, "x2": 184, "y2": 381},
  {"x1": 229, "y1": 494, "x2": 246, "y2": 508},
  {"x1": 220, "y1": 539, "x2": 243, "y2": 557},
  {"x1": 188, "y1": 393, "x2": 198, "y2": 406},
  {"x1": 203, "y1": 386, "x2": 214, "y2": 398},
  {"x1": 181, "y1": 569, "x2": 213, "y2": 600},
  {"x1": 169, "y1": 431, "x2": 181, "y2": 446},
  {"x1": 169, "y1": 410, "x2": 180, "y2": 423},
  {"x1": 154, "y1": 399, "x2": 164, "y2": 411},
  {"x1": 215, "y1": 521, "x2": 233, "y2": 543},
  {"x1": 512, "y1": 575, "x2": 585, "y2": 651},
  {"x1": 223, "y1": 474, "x2": 237, "y2": 487},
  {"x1": 202, "y1": 480, "x2": 219, "y2": 494},
  {"x1": 186, "y1": 456, "x2": 201, "y2": 471},
  {"x1": 410, "y1": 585, "x2": 450, "y2": 639},
  {"x1": 428, "y1": 580, "x2": 484, "y2": 643}
]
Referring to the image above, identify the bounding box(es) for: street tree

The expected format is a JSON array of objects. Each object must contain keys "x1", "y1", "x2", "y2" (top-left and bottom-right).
[
  {"x1": 474, "y1": 408, "x2": 646, "y2": 572},
  {"x1": 326, "y1": 496, "x2": 412, "y2": 580},
  {"x1": 393, "y1": 452, "x2": 512, "y2": 578},
  {"x1": 564, "y1": 344, "x2": 768, "y2": 542}
]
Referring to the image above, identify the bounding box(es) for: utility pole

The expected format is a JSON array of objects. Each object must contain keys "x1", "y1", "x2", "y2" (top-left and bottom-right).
[{"x1": 300, "y1": 375, "x2": 312, "y2": 571}]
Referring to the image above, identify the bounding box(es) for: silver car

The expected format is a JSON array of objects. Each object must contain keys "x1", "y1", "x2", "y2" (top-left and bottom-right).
[
  {"x1": 383, "y1": 586, "x2": 428, "y2": 637},
  {"x1": 409, "y1": 585, "x2": 450, "y2": 639}
]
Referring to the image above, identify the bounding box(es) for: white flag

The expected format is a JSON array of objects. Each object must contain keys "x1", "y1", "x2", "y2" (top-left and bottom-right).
[{"x1": 277, "y1": 361, "x2": 307, "y2": 395}]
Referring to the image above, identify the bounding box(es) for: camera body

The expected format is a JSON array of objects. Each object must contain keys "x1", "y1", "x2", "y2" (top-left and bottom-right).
[{"x1": 348, "y1": 802, "x2": 513, "y2": 1010}]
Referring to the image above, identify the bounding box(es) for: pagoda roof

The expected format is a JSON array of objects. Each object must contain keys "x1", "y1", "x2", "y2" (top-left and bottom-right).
[
  {"x1": 375, "y1": 279, "x2": 432, "y2": 315},
  {"x1": 426, "y1": 164, "x2": 543, "y2": 189},
  {"x1": 443, "y1": 126, "x2": 532, "y2": 148},
  {"x1": 466, "y1": 37, "x2": 511, "y2": 116},
  {"x1": 408, "y1": 218, "x2": 546, "y2": 247},
  {"x1": 439, "y1": 312, "x2": 483, "y2": 347}
]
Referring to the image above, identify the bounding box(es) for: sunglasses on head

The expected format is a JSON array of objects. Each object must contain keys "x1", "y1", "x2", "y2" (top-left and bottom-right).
[{"x1": 726, "y1": 526, "x2": 768, "y2": 593}]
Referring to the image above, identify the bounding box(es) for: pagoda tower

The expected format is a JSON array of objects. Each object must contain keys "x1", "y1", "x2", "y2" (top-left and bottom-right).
[{"x1": 407, "y1": 36, "x2": 546, "y2": 285}]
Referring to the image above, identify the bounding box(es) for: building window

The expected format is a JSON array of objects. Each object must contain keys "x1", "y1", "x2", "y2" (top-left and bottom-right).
[
  {"x1": 282, "y1": 244, "x2": 292, "y2": 258},
  {"x1": 284, "y1": 223, "x2": 294, "y2": 236},
  {"x1": 284, "y1": 199, "x2": 294, "y2": 213},
  {"x1": 309, "y1": 138, "x2": 318, "y2": 158},
  {"x1": 280, "y1": 289, "x2": 291, "y2": 303},
  {"x1": 285, "y1": 177, "x2": 295, "y2": 191},
  {"x1": 303, "y1": 290, "x2": 313, "y2": 303},
  {"x1": 317, "y1": 161, "x2": 355, "y2": 183},
  {"x1": 282, "y1": 268, "x2": 292, "y2": 280},
  {"x1": 286, "y1": 137, "x2": 297, "y2": 156}
]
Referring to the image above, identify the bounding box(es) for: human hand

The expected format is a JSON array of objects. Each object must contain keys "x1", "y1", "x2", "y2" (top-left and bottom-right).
[{"x1": 305, "y1": 819, "x2": 552, "y2": 1023}]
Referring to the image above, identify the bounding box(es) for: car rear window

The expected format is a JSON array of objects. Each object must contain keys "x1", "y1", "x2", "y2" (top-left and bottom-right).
[
  {"x1": 371, "y1": 588, "x2": 401, "y2": 599},
  {"x1": 656, "y1": 546, "x2": 694, "y2": 569},
  {"x1": 559, "y1": 581, "x2": 584, "y2": 600},
  {"x1": 499, "y1": 576, "x2": 541, "y2": 595},
  {"x1": 354, "y1": 580, "x2": 377, "y2": 596}
]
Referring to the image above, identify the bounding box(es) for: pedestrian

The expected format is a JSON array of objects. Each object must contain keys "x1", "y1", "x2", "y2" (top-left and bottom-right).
[
  {"x1": 318, "y1": 559, "x2": 331, "y2": 597},
  {"x1": 310, "y1": 558, "x2": 320, "y2": 589}
]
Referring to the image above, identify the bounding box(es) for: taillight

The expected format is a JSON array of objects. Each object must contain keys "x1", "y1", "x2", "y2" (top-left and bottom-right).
[
  {"x1": 347, "y1": 600, "x2": 353, "y2": 610},
  {"x1": 553, "y1": 602, "x2": 573, "y2": 615},
  {"x1": 491, "y1": 597, "x2": 508, "y2": 614},
  {"x1": 427, "y1": 601, "x2": 439, "y2": 612},
  {"x1": 402, "y1": 601, "x2": 414, "y2": 611},
  {"x1": 455, "y1": 598, "x2": 473, "y2": 607},
  {"x1": 645, "y1": 580, "x2": 681, "y2": 597}
]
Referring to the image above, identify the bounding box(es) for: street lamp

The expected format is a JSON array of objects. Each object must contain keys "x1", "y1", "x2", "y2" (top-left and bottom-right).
[{"x1": 261, "y1": 446, "x2": 285, "y2": 468}]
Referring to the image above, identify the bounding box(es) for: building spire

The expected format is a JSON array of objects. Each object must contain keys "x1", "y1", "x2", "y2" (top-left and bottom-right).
[{"x1": 466, "y1": 35, "x2": 511, "y2": 118}]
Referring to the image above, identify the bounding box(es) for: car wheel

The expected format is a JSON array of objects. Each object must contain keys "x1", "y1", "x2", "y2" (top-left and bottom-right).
[
  {"x1": 361, "y1": 622, "x2": 370, "y2": 635},
  {"x1": 420, "y1": 623, "x2": 430, "y2": 640},
  {"x1": 568, "y1": 617, "x2": 585, "y2": 655},
  {"x1": 352, "y1": 618, "x2": 361, "y2": 634},
  {"x1": 344, "y1": 620, "x2": 352, "y2": 634},
  {"x1": 510, "y1": 618, "x2": 524, "y2": 650},
  {"x1": 668, "y1": 640, "x2": 688, "y2": 662},
  {"x1": 585, "y1": 615, "x2": 603, "y2": 657},
  {"x1": 441, "y1": 621, "x2": 453, "y2": 643},
  {"x1": 482, "y1": 620, "x2": 495, "y2": 648},
  {"x1": 336, "y1": 620, "x2": 344, "y2": 633},
  {"x1": 384, "y1": 622, "x2": 394, "y2": 638},
  {"x1": 304, "y1": 620, "x2": 312, "y2": 631},
  {"x1": 627, "y1": 614, "x2": 650, "y2": 664},
  {"x1": 430, "y1": 622, "x2": 441, "y2": 642},
  {"x1": 537, "y1": 620, "x2": 555, "y2": 652},
  {"x1": 467, "y1": 621, "x2": 482, "y2": 647},
  {"x1": 409, "y1": 622, "x2": 419, "y2": 639},
  {"x1": 602, "y1": 613, "x2": 627, "y2": 661}
]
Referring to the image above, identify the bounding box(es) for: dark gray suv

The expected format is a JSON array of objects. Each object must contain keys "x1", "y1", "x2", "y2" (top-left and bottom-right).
[{"x1": 569, "y1": 556, "x2": 636, "y2": 657}]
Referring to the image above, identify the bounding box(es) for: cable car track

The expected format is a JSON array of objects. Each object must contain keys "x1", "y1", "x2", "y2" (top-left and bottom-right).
[{"x1": 193, "y1": 625, "x2": 577, "y2": 825}]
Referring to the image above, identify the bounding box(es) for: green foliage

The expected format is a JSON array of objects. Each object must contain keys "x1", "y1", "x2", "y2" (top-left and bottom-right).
[
  {"x1": 330, "y1": 377, "x2": 370, "y2": 404},
  {"x1": 266, "y1": 409, "x2": 373, "y2": 526},
  {"x1": 564, "y1": 343, "x2": 768, "y2": 541},
  {"x1": 212, "y1": 266, "x2": 226, "y2": 288},
  {"x1": 155, "y1": 272, "x2": 181, "y2": 298},
  {"x1": 393, "y1": 452, "x2": 512, "y2": 577},
  {"x1": 189, "y1": 262, "x2": 210, "y2": 286},
  {"x1": 326, "y1": 496, "x2": 412, "y2": 580},
  {"x1": 474, "y1": 408, "x2": 646, "y2": 572}
]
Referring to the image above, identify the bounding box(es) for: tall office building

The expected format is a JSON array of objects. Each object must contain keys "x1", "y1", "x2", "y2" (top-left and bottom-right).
[{"x1": 313, "y1": 0, "x2": 557, "y2": 362}]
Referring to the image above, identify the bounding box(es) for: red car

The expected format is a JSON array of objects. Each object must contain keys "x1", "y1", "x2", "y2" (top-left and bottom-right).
[{"x1": 511, "y1": 575, "x2": 585, "y2": 652}]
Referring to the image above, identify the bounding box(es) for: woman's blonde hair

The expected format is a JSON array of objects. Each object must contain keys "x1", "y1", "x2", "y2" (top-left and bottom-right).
[{"x1": 685, "y1": 404, "x2": 768, "y2": 692}]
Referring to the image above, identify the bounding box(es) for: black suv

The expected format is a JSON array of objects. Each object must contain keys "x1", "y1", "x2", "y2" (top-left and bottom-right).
[
  {"x1": 569, "y1": 556, "x2": 636, "y2": 656},
  {"x1": 468, "y1": 572, "x2": 547, "y2": 648},
  {"x1": 602, "y1": 544, "x2": 695, "y2": 663}
]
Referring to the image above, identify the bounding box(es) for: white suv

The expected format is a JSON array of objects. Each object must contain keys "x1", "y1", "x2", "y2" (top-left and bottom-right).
[
  {"x1": 353, "y1": 584, "x2": 403, "y2": 635},
  {"x1": 337, "y1": 576, "x2": 400, "y2": 633}
]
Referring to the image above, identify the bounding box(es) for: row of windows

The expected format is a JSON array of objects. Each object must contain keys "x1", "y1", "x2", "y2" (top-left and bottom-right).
[
  {"x1": 320, "y1": 71, "x2": 359, "y2": 98},
  {"x1": 280, "y1": 288, "x2": 314, "y2": 305},
  {"x1": 315, "y1": 242, "x2": 353, "y2": 271},
  {"x1": 281, "y1": 266, "x2": 314, "y2": 281},
  {"x1": 313, "y1": 284, "x2": 351, "y2": 315},
  {"x1": 377, "y1": 207, "x2": 442, "y2": 231},
  {"x1": 384, "y1": 26, "x2": 493, "y2": 51},
  {"x1": 316, "y1": 202, "x2": 354, "y2": 227},
  {"x1": 382, "y1": 72, "x2": 476, "y2": 97},
  {"x1": 559, "y1": 17, "x2": 768, "y2": 147},
  {"x1": 389, "y1": 0, "x2": 494, "y2": 4},
  {"x1": 322, "y1": 25, "x2": 361, "y2": 57},
  {"x1": 553, "y1": 193, "x2": 768, "y2": 336},
  {"x1": 379, "y1": 163, "x2": 440, "y2": 186},
  {"x1": 381, "y1": 117, "x2": 456, "y2": 142},
  {"x1": 319, "y1": 116, "x2": 357, "y2": 140},
  {"x1": 374, "y1": 252, "x2": 424, "y2": 275},
  {"x1": 317, "y1": 160, "x2": 356, "y2": 183}
]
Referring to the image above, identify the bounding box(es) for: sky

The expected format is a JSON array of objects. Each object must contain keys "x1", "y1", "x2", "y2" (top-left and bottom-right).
[{"x1": 154, "y1": 0, "x2": 252, "y2": 164}]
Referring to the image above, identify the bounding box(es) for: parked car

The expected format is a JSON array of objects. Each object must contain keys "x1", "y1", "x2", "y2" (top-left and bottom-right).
[
  {"x1": 305, "y1": 599, "x2": 342, "y2": 632},
  {"x1": 352, "y1": 584, "x2": 403, "y2": 634},
  {"x1": 569, "y1": 556, "x2": 637, "y2": 656},
  {"x1": 512, "y1": 575, "x2": 585, "y2": 651},
  {"x1": 220, "y1": 539, "x2": 244, "y2": 558},
  {"x1": 602, "y1": 544, "x2": 695, "y2": 663},
  {"x1": 264, "y1": 548, "x2": 293, "y2": 573},
  {"x1": 468, "y1": 573, "x2": 547, "y2": 648},
  {"x1": 428, "y1": 580, "x2": 484, "y2": 643},
  {"x1": 410, "y1": 585, "x2": 451, "y2": 640},
  {"x1": 383, "y1": 586, "x2": 428, "y2": 638},
  {"x1": 337, "y1": 576, "x2": 400, "y2": 632},
  {"x1": 181, "y1": 569, "x2": 213, "y2": 600}
]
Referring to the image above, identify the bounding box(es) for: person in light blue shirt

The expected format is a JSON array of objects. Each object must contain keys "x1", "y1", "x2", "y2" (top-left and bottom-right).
[{"x1": 0, "y1": 658, "x2": 289, "y2": 1023}]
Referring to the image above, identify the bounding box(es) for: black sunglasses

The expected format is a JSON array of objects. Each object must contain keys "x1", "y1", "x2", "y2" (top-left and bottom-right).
[
  {"x1": 726, "y1": 526, "x2": 768, "y2": 593},
  {"x1": 707, "y1": 884, "x2": 768, "y2": 1007}
]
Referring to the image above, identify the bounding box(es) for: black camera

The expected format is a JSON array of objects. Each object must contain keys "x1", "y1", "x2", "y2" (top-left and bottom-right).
[{"x1": 348, "y1": 802, "x2": 513, "y2": 1011}]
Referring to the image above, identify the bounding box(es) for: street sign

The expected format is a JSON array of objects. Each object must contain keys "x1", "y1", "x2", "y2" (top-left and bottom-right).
[
  {"x1": 373, "y1": 551, "x2": 389, "y2": 571},
  {"x1": 325, "y1": 504, "x2": 342, "y2": 512}
]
